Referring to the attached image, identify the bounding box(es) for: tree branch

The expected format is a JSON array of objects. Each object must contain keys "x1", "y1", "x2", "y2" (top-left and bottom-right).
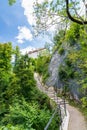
[{"x1": 66, "y1": 0, "x2": 87, "y2": 24}]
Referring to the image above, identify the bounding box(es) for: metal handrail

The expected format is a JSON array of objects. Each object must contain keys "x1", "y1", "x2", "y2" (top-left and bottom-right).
[{"x1": 44, "y1": 107, "x2": 58, "y2": 130}]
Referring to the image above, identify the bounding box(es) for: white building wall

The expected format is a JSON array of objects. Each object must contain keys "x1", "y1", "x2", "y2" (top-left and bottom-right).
[{"x1": 28, "y1": 52, "x2": 39, "y2": 58}]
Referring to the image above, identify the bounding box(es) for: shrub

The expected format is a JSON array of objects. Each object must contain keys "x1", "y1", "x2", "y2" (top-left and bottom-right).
[
  {"x1": 59, "y1": 65, "x2": 74, "y2": 80},
  {"x1": 58, "y1": 47, "x2": 64, "y2": 55}
]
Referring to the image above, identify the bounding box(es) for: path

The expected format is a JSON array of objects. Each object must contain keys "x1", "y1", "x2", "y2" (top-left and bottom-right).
[
  {"x1": 67, "y1": 104, "x2": 87, "y2": 130},
  {"x1": 34, "y1": 73, "x2": 87, "y2": 130}
]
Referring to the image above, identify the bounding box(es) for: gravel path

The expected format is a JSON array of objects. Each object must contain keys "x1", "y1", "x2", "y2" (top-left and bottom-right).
[
  {"x1": 34, "y1": 73, "x2": 87, "y2": 130},
  {"x1": 67, "y1": 104, "x2": 87, "y2": 130}
]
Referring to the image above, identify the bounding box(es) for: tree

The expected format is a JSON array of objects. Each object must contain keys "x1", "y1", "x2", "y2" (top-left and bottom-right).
[
  {"x1": 66, "y1": 0, "x2": 87, "y2": 25},
  {"x1": 33, "y1": 0, "x2": 85, "y2": 34},
  {"x1": 33, "y1": 0, "x2": 67, "y2": 34},
  {"x1": 0, "y1": 45, "x2": 59, "y2": 129},
  {"x1": 8, "y1": 0, "x2": 16, "y2": 5},
  {"x1": 0, "y1": 43, "x2": 13, "y2": 117},
  {"x1": 13, "y1": 54, "x2": 36, "y2": 99},
  {"x1": 0, "y1": 42, "x2": 12, "y2": 71},
  {"x1": 8, "y1": 0, "x2": 87, "y2": 25},
  {"x1": 36, "y1": 54, "x2": 50, "y2": 82},
  {"x1": 62, "y1": 22, "x2": 87, "y2": 108},
  {"x1": 0, "y1": 42, "x2": 12, "y2": 93},
  {"x1": 13, "y1": 46, "x2": 20, "y2": 73}
]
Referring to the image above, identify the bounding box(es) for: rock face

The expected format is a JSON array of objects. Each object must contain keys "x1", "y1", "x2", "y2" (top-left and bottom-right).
[
  {"x1": 46, "y1": 49, "x2": 81, "y2": 100},
  {"x1": 68, "y1": 79, "x2": 81, "y2": 100},
  {"x1": 46, "y1": 51, "x2": 65, "y2": 87}
]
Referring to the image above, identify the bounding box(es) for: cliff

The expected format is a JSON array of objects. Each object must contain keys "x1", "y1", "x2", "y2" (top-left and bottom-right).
[{"x1": 46, "y1": 43, "x2": 82, "y2": 100}]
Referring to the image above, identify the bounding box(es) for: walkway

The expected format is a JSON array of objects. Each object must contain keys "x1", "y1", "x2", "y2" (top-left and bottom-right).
[{"x1": 34, "y1": 73, "x2": 87, "y2": 130}]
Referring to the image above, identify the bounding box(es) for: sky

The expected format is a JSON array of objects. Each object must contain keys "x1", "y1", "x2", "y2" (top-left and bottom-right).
[
  {"x1": 0, "y1": 0, "x2": 51, "y2": 53},
  {"x1": 0, "y1": 0, "x2": 85, "y2": 54}
]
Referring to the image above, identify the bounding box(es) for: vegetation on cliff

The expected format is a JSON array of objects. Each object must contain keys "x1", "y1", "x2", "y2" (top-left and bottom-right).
[{"x1": 50, "y1": 23, "x2": 87, "y2": 117}]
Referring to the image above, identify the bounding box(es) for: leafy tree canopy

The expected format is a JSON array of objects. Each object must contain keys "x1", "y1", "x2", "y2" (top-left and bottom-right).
[
  {"x1": 8, "y1": 0, "x2": 16, "y2": 5},
  {"x1": 33, "y1": 0, "x2": 82, "y2": 34}
]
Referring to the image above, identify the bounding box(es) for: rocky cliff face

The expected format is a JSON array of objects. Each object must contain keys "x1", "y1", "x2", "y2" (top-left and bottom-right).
[
  {"x1": 46, "y1": 45, "x2": 81, "y2": 100},
  {"x1": 46, "y1": 51, "x2": 66, "y2": 88}
]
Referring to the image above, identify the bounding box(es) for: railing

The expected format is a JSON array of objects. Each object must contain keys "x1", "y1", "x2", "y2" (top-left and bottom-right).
[
  {"x1": 34, "y1": 73, "x2": 69, "y2": 130},
  {"x1": 44, "y1": 107, "x2": 58, "y2": 130},
  {"x1": 44, "y1": 100, "x2": 68, "y2": 130}
]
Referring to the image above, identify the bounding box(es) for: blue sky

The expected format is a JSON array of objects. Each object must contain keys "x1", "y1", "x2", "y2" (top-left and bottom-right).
[
  {"x1": 0, "y1": 0, "x2": 51, "y2": 53},
  {"x1": 0, "y1": 0, "x2": 84, "y2": 54}
]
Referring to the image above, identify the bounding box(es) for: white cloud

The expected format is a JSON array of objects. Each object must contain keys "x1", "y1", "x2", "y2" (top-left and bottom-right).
[
  {"x1": 16, "y1": 26, "x2": 33, "y2": 43},
  {"x1": 20, "y1": 46, "x2": 35, "y2": 55},
  {"x1": 21, "y1": 0, "x2": 35, "y2": 25},
  {"x1": 21, "y1": 0, "x2": 52, "y2": 26},
  {"x1": 79, "y1": 1, "x2": 85, "y2": 17}
]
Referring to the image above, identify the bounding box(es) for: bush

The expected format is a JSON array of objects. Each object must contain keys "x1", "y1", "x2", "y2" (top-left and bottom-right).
[
  {"x1": 58, "y1": 47, "x2": 64, "y2": 55},
  {"x1": 36, "y1": 55, "x2": 50, "y2": 82},
  {"x1": 59, "y1": 65, "x2": 74, "y2": 80},
  {"x1": 0, "y1": 98, "x2": 59, "y2": 130}
]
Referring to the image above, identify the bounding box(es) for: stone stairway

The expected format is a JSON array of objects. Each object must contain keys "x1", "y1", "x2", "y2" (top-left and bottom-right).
[
  {"x1": 34, "y1": 73, "x2": 87, "y2": 130},
  {"x1": 34, "y1": 73, "x2": 69, "y2": 130}
]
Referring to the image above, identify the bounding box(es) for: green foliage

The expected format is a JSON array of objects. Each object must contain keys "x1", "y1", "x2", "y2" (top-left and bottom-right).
[
  {"x1": 13, "y1": 46, "x2": 20, "y2": 73},
  {"x1": 62, "y1": 23, "x2": 87, "y2": 114},
  {"x1": 65, "y1": 23, "x2": 80, "y2": 45},
  {"x1": 8, "y1": 0, "x2": 16, "y2": 5},
  {"x1": 14, "y1": 54, "x2": 30, "y2": 74},
  {"x1": 5, "y1": 73, "x2": 20, "y2": 101},
  {"x1": 81, "y1": 97, "x2": 87, "y2": 108},
  {"x1": 54, "y1": 30, "x2": 65, "y2": 46},
  {"x1": 36, "y1": 55, "x2": 50, "y2": 82},
  {"x1": 13, "y1": 55, "x2": 36, "y2": 100},
  {"x1": 0, "y1": 43, "x2": 60, "y2": 129},
  {"x1": 51, "y1": 23, "x2": 87, "y2": 116},
  {"x1": 59, "y1": 63, "x2": 74, "y2": 81},
  {"x1": 58, "y1": 47, "x2": 64, "y2": 55},
  {"x1": 0, "y1": 98, "x2": 59, "y2": 130},
  {"x1": 33, "y1": 0, "x2": 80, "y2": 34},
  {"x1": 0, "y1": 43, "x2": 12, "y2": 71},
  {"x1": 52, "y1": 30, "x2": 65, "y2": 52}
]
